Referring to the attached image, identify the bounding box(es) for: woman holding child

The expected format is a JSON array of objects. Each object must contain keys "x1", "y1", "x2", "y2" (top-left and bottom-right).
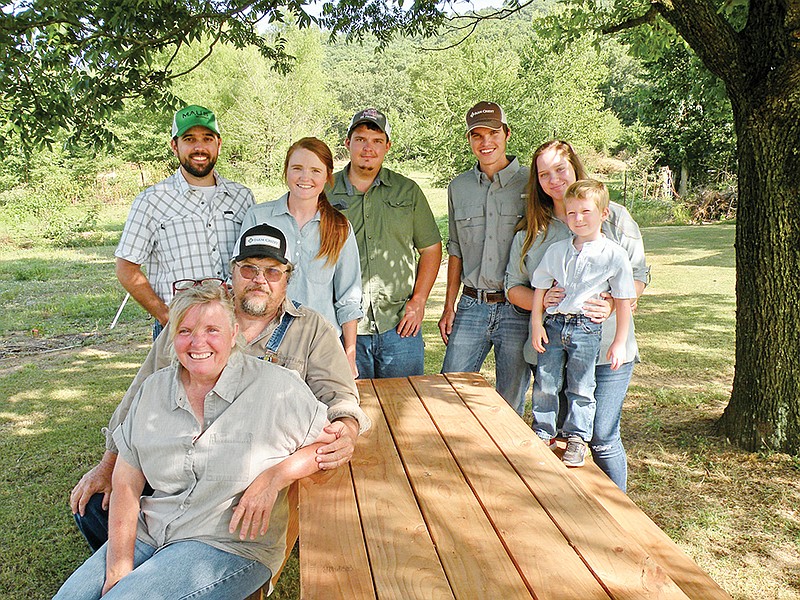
[
  {"x1": 53, "y1": 281, "x2": 332, "y2": 599},
  {"x1": 241, "y1": 137, "x2": 363, "y2": 377},
  {"x1": 505, "y1": 140, "x2": 649, "y2": 491}
]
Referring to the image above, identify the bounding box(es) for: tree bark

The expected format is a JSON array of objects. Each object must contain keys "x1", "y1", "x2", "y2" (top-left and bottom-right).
[
  {"x1": 678, "y1": 161, "x2": 688, "y2": 198},
  {"x1": 720, "y1": 87, "x2": 800, "y2": 452},
  {"x1": 659, "y1": 0, "x2": 800, "y2": 452}
]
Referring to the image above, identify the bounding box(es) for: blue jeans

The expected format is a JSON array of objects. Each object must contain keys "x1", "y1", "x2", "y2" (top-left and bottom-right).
[
  {"x1": 590, "y1": 361, "x2": 633, "y2": 492},
  {"x1": 441, "y1": 296, "x2": 531, "y2": 415},
  {"x1": 532, "y1": 314, "x2": 601, "y2": 442},
  {"x1": 53, "y1": 539, "x2": 270, "y2": 599},
  {"x1": 356, "y1": 328, "x2": 424, "y2": 378}
]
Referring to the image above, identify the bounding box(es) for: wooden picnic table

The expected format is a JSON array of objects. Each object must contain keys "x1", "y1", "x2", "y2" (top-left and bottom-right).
[{"x1": 296, "y1": 372, "x2": 731, "y2": 600}]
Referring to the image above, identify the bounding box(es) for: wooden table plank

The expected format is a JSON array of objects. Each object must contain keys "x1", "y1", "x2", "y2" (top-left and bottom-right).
[
  {"x1": 566, "y1": 454, "x2": 733, "y2": 600},
  {"x1": 299, "y1": 466, "x2": 376, "y2": 599},
  {"x1": 373, "y1": 377, "x2": 532, "y2": 599},
  {"x1": 353, "y1": 380, "x2": 455, "y2": 599},
  {"x1": 411, "y1": 375, "x2": 611, "y2": 600},
  {"x1": 445, "y1": 372, "x2": 690, "y2": 600}
]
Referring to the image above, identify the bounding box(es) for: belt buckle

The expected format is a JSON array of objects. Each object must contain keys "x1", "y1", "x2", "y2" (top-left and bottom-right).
[{"x1": 477, "y1": 289, "x2": 486, "y2": 303}]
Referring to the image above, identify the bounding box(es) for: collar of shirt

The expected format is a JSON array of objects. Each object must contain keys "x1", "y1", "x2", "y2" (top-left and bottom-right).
[
  {"x1": 174, "y1": 168, "x2": 234, "y2": 199},
  {"x1": 333, "y1": 164, "x2": 388, "y2": 203},
  {"x1": 472, "y1": 155, "x2": 522, "y2": 188},
  {"x1": 172, "y1": 350, "x2": 246, "y2": 411},
  {"x1": 274, "y1": 193, "x2": 321, "y2": 223},
  {"x1": 248, "y1": 296, "x2": 305, "y2": 349},
  {"x1": 570, "y1": 235, "x2": 610, "y2": 257}
]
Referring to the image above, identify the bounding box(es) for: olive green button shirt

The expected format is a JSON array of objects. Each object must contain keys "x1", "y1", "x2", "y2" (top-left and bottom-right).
[{"x1": 330, "y1": 165, "x2": 442, "y2": 335}]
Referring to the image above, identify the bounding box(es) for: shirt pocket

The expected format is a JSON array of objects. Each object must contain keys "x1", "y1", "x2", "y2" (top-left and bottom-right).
[
  {"x1": 380, "y1": 196, "x2": 415, "y2": 242},
  {"x1": 305, "y1": 255, "x2": 335, "y2": 285},
  {"x1": 498, "y1": 200, "x2": 525, "y2": 229},
  {"x1": 157, "y1": 216, "x2": 206, "y2": 271},
  {"x1": 453, "y1": 203, "x2": 486, "y2": 247},
  {"x1": 206, "y1": 432, "x2": 252, "y2": 482},
  {"x1": 217, "y1": 210, "x2": 243, "y2": 243}
]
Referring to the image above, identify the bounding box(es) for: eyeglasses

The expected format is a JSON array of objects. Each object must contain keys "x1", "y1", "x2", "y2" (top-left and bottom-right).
[
  {"x1": 235, "y1": 262, "x2": 290, "y2": 283},
  {"x1": 172, "y1": 277, "x2": 226, "y2": 295}
]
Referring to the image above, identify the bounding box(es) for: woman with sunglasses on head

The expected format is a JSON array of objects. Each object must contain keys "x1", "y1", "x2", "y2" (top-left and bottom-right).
[
  {"x1": 53, "y1": 281, "x2": 334, "y2": 599},
  {"x1": 241, "y1": 137, "x2": 362, "y2": 377},
  {"x1": 504, "y1": 140, "x2": 649, "y2": 492}
]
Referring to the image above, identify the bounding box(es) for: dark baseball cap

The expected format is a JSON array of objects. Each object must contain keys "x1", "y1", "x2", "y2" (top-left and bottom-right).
[
  {"x1": 347, "y1": 108, "x2": 392, "y2": 139},
  {"x1": 465, "y1": 101, "x2": 507, "y2": 134},
  {"x1": 231, "y1": 224, "x2": 290, "y2": 264}
]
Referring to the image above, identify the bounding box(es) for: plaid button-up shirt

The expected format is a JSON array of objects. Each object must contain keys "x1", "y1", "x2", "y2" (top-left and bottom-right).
[{"x1": 115, "y1": 169, "x2": 254, "y2": 304}]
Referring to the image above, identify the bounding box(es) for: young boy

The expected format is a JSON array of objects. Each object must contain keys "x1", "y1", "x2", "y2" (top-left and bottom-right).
[{"x1": 530, "y1": 179, "x2": 636, "y2": 467}]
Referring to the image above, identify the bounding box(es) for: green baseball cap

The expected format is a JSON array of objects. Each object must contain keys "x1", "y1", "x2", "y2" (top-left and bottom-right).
[{"x1": 171, "y1": 105, "x2": 220, "y2": 138}]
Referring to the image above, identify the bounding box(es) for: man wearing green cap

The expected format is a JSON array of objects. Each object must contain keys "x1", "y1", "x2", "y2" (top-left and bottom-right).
[{"x1": 115, "y1": 104, "x2": 255, "y2": 338}]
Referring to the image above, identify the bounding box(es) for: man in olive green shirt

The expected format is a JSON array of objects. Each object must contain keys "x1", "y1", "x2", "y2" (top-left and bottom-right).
[{"x1": 330, "y1": 108, "x2": 442, "y2": 378}]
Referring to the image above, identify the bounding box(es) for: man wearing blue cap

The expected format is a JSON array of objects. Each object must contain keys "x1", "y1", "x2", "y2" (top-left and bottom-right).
[{"x1": 115, "y1": 104, "x2": 255, "y2": 338}]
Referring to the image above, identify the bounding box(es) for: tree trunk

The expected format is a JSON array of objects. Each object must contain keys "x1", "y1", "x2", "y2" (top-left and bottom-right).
[
  {"x1": 719, "y1": 88, "x2": 800, "y2": 453},
  {"x1": 678, "y1": 161, "x2": 688, "y2": 197}
]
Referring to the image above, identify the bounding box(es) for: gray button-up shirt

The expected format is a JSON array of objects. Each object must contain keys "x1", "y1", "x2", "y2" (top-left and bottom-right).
[
  {"x1": 105, "y1": 297, "x2": 369, "y2": 452},
  {"x1": 113, "y1": 351, "x2": 327, "y2": 573},
  {"x1": 447, "y1": 157, "x2": 529, "y2": 290}
]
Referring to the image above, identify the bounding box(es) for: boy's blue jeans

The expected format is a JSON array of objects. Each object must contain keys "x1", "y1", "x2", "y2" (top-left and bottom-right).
[{"x1": 532, "y1": 313, "x2": 602, "y2": 442}]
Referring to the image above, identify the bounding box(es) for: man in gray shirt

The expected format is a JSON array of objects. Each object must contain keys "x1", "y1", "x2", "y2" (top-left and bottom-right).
[
  {"x1": 439, "y1": 102, "x2": 531, "y2": 415},
  {"x1": 71, "y1": 224, "x2": 369, "y2": 551}
]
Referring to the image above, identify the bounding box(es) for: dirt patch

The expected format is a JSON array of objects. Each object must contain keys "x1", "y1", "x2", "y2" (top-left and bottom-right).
[{"x1": 1, "y1": 332, "x2": 102, "y2": 358}]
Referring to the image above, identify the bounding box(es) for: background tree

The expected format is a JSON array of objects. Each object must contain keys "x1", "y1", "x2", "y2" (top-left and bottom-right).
[{"x1": 632, "y1": 43, "x2": 736, "y2": 195}]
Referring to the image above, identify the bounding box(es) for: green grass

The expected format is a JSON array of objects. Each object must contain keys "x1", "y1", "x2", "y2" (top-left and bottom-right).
[{"x1": 1, "y1": 195, "x2": 799, "y2": 599}]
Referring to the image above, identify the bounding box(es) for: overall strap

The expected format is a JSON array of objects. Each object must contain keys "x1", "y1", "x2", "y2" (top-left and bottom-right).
[{"x1": 264, "y1": 301, "x2": 302, "y2": 358}]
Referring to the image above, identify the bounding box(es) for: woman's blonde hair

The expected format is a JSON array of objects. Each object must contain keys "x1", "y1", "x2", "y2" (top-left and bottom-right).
[
  {"x1": 517, "y1": 140, "x2": 588, "y2": 264},
  {"x1": 284, "y1": 137, "x2": 349, "y2": 267},
  {"x1": 167, "y1": 281, "x2": 241, "y2": 361}
]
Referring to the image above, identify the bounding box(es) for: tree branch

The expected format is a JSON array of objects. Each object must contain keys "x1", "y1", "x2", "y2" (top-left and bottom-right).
[
  {"x1": 655, "y1": 0, "x2": 743, "y2": 88},
  {"x1": 601, "y1": 4, "x2": 660, "y2": 35}
]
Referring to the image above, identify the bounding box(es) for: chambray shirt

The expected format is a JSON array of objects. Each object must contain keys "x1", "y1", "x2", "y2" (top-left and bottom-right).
[
  {"x1": 105, "y1": 297, "x2": 369, "y2": 453},
  {"x1": 112, "y1": 351, "x2": 327, "y2": 573},
  {"x1": 505, "y1": 202, "x2": 649, "y2": 366},
  {"x1": 330, "y1": 166, "x2": 442, "y2": 335},
  {"x1": 531, "y1": 236, "x2": 637, "y2": 314},
  {"x1": 447, "y1": 157, "x2": 529, "y2": 290},
  {"x1": 115, "y1": 169, "x2": 254, "y2": 304},
  {"x1": 240, "y1": 194, "x2": 364, "y2": 335}
]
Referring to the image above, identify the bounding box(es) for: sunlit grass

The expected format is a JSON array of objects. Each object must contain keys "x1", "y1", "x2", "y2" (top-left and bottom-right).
[{"x1": 2, "y1": 202, "x2": 799, "y2": 599}]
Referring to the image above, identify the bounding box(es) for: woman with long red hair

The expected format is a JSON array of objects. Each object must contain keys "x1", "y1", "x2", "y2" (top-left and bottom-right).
[{"x1": 241, "y1": 137, "x2": 362, "y2": 377}]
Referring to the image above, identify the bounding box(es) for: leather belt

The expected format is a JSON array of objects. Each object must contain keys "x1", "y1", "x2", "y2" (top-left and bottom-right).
[{"x1": 462, "y1": 286, "x2": 506, "y2": 304}]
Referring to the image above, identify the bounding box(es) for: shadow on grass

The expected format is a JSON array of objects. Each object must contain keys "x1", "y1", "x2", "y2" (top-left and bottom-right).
[
  {"x1": 0, "y1": 345, "x2": 148, "y2": 599},
  {"x1": 644, "y1": 223, "x2": 735, "y2": 269}
]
